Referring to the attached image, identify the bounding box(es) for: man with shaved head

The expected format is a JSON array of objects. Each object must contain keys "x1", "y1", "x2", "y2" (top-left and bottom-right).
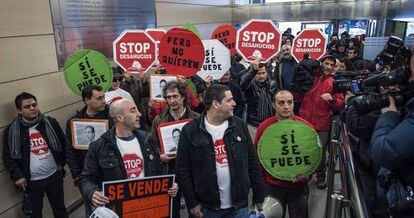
[
  {"x1": 79, "y1": 99, "x2": 178, "y2": 211},
  {"x1": 254, "y1": 90, "x2": 314, "y2": 218}
]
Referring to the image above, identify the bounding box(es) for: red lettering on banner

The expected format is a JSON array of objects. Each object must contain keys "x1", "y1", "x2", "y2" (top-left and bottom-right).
[
  {"x1": 30, "y1": 132, "x2": 49, "y2": 156},
  {"x1": 214, "y1": 139, "x2": 228, "y2": 166},
  {"x1": 122, "y1": 154, "x2": 144, "y2": 178}
]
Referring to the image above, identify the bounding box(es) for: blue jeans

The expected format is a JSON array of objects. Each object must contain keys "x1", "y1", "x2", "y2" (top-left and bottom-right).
[{"x1": 202, "y1": 206, "x2": 249, "y2": 218}]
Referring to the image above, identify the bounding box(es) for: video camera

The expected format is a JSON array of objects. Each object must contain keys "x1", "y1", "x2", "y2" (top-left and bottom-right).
[
  {"x1": 340, "y1": 36, "x2": 413, "y2": 115},
  {"x1": 332, "y1": 71, "x2": 365, "y2": 94}
]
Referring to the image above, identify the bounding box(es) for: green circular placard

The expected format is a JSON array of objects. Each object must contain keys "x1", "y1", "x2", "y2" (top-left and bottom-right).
[
  {"x1": 258, "y1": 119, "x2": 322, "y2": 181},
  {"x1": 64, "y1": 49, "x2": 113, "y2": 96},
  {"x1": 182, "y1": 23, "x2": 201, "y2": 38}
]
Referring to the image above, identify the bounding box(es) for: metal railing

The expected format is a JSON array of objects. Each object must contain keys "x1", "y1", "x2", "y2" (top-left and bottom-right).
[{"x1": 325, "y1": 116, "x2": 370, "y2": 218}]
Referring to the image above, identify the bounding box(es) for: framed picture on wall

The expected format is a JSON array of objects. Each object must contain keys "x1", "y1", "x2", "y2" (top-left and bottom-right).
[
  {"x1": 70, "y1": 119, "x2": 109, "y2": 150},
  {"x1": 150, "y1": 75, "x2": 177, "y2": 100},
  {"x1": 157, "y1": 119, "x2": 191, "y2": 154}
]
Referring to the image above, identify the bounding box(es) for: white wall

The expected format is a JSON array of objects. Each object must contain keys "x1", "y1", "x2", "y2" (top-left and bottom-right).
[
  {"x1": 0, "y1": 0, "x2": 83, "y2": 217},
  {"x1": 156, "y1": 0, "x2": 233, "y2": 39}
]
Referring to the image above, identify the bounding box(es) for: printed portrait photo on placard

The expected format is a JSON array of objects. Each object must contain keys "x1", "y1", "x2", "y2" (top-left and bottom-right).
[
  {"x1": 71, "y1": 119, "x2": 109, "y2": 150},
  {"x1": 150, "y1": 75, "x2": 177, "y2": 100},
  {"x1": 158, "y1": 119, "x2": 191, "y2": 154}
]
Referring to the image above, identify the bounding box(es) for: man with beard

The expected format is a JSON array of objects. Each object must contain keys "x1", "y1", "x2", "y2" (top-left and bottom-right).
[
  {"x1": 274, "y1": 44, "x2": 298, "y2": 91},
  {"x1": 150, "y1": 81, "x2": 199, "y2": 217},
  {"x1": 297, "y1": 55, "x2": 345, "y2": 188}
]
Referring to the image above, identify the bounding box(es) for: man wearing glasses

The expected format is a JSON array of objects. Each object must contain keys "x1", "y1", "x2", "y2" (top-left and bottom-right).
[{"x1": 105, "y1": 67, "x2": 134, "y2": 105}]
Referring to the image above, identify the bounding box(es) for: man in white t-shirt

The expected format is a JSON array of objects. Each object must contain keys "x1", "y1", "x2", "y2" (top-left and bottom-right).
[
  {"x1": 79, "y1": 99, "x2": 178, "y2": 209},
  {"x1": 176, "y1": 84, "x2": 265, "y2": 217},
  {"x1": 3, "y1": 92, "x2": 68, "y2": 217}
]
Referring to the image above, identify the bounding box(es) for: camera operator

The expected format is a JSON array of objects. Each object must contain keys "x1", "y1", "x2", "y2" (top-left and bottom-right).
[
  {"x1": 344, "y1": 82, "x2": 388, "y2": 217},
  {"x1": 369, "y1": 52, "x2": 414, "y2": 216}
]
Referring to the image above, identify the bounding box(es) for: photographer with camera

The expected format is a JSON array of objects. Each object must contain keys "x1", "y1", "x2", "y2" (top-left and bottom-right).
[
  {"x1": 343, "y1": 64, "x2": 388, "y2": 217},
  {"x1": 369, "y1": 51, "x2": 414, "y2": 216}
]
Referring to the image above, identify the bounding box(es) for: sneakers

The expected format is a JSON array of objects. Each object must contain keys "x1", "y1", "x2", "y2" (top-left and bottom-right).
[{"x1": 317, "y1": 177, "x2": 327, "y2": 189}]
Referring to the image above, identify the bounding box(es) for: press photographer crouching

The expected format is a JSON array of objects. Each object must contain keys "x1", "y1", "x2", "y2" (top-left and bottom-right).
[{"x1": 343, "y1": 37, "x2": 414, "y2": 217}]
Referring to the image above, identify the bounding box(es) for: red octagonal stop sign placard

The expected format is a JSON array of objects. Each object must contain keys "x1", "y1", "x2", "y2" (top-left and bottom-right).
[
  {"x1": 146, "y1": 29, "x2": 166, "y2": 44},
  {"x1": 292, "y1": 29, "x2": 327, "y2": 63},
  {"x1": 113, "y1": 30, "x2": 157, "y2": 74},
  {"x1": 236, "y1": 19, "x2": 282, "y2": 63},
  {"x1": 158, "y1": 28, "x2": 205, "y2": 77}
]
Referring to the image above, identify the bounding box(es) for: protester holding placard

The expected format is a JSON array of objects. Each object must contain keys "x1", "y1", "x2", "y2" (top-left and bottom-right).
[
  {"x1": 254, "y1": 90, "x2": 315, "y2": 218},
  {"x1": 149, "y1": 81, "x2": 199, "y2": 217},
  {"x1": 295, "y1": 55, "x2": 345, "y2": 188},
  {"x1": 104, "y1": 67, "x2": 135, "y2": 105},
  {"x1": 176, "y1": 84, "x2": 264, "y2": 218},
  {"x1": 147, "y1": 75, "x2": 200, "y2": 123},
  {"x1": 3, "y1": 92, "x2": 68, "y2": 218},
  {"x1": 240, "y1": 58, "x2": 276, "y2": 138},
  {"x1": 79, "y1": 99, "x2": 178, "y2": 209},
  {"x1": 65, "y1": 84, "x2": 114, "y2": 216}
]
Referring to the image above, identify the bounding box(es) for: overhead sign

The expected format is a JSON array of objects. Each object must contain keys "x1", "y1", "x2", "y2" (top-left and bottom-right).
[
  {"x1": 211, "y1": 24, "x2": 237, "y2": 56},
  {"x1": 257, "y1": 120, "x2": 322, "y2": 181},
  {"x1": 113, "y1": 30, "x2": 157, "y2": 73},
  {"x1": 158, "y1": 28, "x2": 205, "y2": 78},
  {"x1": 196, "y1": 40, "x2": 231, "y2": 81},
  {"x1": 64, "y1": 49, "x2": 112, "y2": 96},
  {"x1": 236, "y1": 19, "x2": 282, "y2": 63},
  {"x1": 292, "y1": 29, "x2": 327, "y2": 63},
  {"x1": 103, "y1": 175, "x2": 174, "y2": 218}
]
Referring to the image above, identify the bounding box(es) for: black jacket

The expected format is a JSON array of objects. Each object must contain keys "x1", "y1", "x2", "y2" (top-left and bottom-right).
[
  {"x1": 79, "y1": 127, "x2": 163, "y2": 205},
  {"x1": 65, "y1": 106, "x2": 114, "y2": 180},
  {"x1": 3, "y1": 116, "x2": 66, "y2": 182},
  {"x1": 229, "y1": 62, "x2": 247, "y2": 84},
  {"x1": 223, "y1": 81, "x2": 246, "y2": 119},
  {"x1": 344, "y1": 103, "x2": 381, "y2": 173},
  {"x1": 240, "y1": 67, "x2": 276, "y2": 126},
  {"x1": 274, "y1": 57, "x2": 298, "y2": 90},
  {"x1": 176, "y1": 114, "x2": 265, "y2": 210}
]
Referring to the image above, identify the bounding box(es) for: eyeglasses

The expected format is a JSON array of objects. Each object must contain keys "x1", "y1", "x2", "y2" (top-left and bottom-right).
[
  {"x1": 165, "y1": 94, "x2": 180, "y2": 100},
  {"x1": 113, "y1": 77, "x2": 122, "y2": 82}
]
